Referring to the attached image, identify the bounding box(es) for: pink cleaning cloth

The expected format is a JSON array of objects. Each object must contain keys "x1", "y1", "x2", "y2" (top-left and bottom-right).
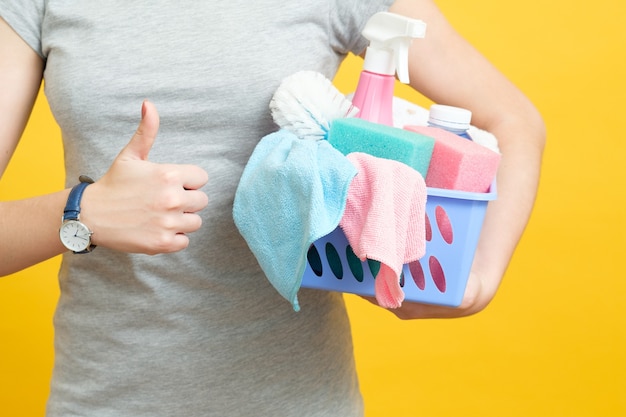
[{"x1": 340, "y1": 152, "x2": 427, "y2": 308}]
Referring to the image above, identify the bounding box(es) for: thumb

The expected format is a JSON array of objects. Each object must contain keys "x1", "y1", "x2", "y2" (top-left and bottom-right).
[{"x1": 119, "y1": 100, "x2": 160, "y2": 161}]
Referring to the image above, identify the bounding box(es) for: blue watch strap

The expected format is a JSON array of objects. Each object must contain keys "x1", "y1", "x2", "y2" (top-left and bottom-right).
[{"x1": 63, "y1": 176, "x2": 93, "y2": 221}]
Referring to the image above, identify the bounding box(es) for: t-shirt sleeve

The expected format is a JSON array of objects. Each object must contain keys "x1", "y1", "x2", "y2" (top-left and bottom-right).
[
  {"x1": 0, "y1": 0, "x2": 46, "y2": 58},
  {"x1": 329, "y1": 0, "x2": 395, "y2": 56}
]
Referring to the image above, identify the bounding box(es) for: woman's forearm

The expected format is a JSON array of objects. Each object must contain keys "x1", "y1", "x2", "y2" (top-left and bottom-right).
[
  {"x1": 373, "y1": 0, "x2": 546, "y2": 319},
  {"x1": 0, "y1": 190, "x2": 70, "y2": 276}
]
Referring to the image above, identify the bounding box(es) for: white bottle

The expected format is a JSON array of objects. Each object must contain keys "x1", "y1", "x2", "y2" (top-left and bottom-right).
[{"x1": 428, "y1": 104, "x2": 473, "y2": 140}]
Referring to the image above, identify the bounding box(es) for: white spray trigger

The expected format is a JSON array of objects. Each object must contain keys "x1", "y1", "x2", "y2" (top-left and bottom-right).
[
  {"x1": 394, "y1": 39, "x2": 411, "y2": 84},
  {"x1": 361, "y1": 12, "x2": 426, "y2": 84}
]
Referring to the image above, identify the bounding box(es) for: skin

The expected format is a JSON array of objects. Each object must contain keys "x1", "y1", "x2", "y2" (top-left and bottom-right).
[{"x1": 0, "y1": 0, "x2": 545, "y2": 320}]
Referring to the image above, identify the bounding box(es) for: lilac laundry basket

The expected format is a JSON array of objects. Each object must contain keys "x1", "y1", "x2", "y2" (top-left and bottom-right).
[{"x1": 300, "y1": 183, "x2": 496, "y2": 307}]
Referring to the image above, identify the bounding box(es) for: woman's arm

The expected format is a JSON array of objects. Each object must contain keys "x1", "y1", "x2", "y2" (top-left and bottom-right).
[
  {"x1": 0, "y1": 18, "x2": 69, "y2": 275},
  {"x1": 0, "y1": 18, "x2": 209, "y2": 277},
  {"x1": 377, "y1": 0, "x2": 546, "y2": 318}
]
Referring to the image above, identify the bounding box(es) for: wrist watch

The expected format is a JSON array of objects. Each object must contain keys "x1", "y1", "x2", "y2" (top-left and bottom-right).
[{"x1": 59, "y1": 175, "x2": 97, "y2": 254}]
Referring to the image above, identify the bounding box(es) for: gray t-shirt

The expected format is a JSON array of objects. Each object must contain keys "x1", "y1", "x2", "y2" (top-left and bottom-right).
[{"x1": 1, "y1": 1, "x2": 394, "y2": 416}]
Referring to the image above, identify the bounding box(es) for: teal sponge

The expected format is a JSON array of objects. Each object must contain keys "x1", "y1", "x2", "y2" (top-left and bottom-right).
[{"x1": 327, "y1": 118, "x2": 435, "y2": 177}]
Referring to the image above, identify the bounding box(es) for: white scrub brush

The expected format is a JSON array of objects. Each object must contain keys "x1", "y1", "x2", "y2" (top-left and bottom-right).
[{"x1": 270, "y1": 71, "x2": 359, "y2": 140}]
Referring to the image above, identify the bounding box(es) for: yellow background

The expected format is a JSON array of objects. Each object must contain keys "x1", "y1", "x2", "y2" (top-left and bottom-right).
[{"x1": 1, "y1": 0, "x2": 625, "y2": 415}]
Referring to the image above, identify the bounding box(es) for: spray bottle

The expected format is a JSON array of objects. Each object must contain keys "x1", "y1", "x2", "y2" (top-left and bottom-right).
[{"x1": 352, "y1": 12, "x2": 427, "y2": 126}]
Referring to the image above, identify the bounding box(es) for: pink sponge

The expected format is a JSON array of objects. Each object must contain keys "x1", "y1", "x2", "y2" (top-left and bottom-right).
[{"x1": 404, "y1": 125, "x2": 500, "y2": 193}]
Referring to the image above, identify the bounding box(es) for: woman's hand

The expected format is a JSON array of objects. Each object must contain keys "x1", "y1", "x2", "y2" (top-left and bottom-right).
[
  {"x1": 80, "y1": 101, "x2": 209, "y2": 254},
  {"x1": 360, "y1": 269, "x2": 488, "y2": 320}
]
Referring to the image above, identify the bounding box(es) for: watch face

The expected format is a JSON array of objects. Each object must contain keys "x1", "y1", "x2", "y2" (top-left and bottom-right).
[{"x1": 60, "y1": 220, "x2": 92, "y2": 252}]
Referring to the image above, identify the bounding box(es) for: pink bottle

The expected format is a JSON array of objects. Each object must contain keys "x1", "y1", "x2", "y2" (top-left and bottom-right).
[{"x1": 351, "y1": 12, "x2": 427, "y2": 126}]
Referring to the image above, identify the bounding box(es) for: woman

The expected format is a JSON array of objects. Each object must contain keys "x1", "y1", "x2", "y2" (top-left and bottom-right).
[{"x1": 0, "y1": 0, "x2": 544, "y2": 415}]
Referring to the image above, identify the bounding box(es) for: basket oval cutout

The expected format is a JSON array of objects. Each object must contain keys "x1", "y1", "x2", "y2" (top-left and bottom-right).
[
  {"x1": 435, "y1": 206, "x2": 454, "y2": 244},
  {"x1": 367, "y1": 259, "x2": 381, "y2": 279},
  {"x1": 346, "y1": 246, "x2": 364, "y2": 283},
  {"x1": 429, "y1": 256, "x2": 447, "y2": 293},
  {"x1": 409, "y1": 260, "x2": 426, "y2": 290},
  {"x1": 307, "y1": 244, "x2": 323, "y2": 277},
  {"x1": 325, "y1": 243, "x2": 343, "y2": 280}
]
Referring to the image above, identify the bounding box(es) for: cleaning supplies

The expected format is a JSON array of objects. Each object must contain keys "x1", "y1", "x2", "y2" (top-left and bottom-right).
[
  {"x1": 351, "y1": 12, "x2": 427, "y2": 126},
  {"x1": 427, "y1": 104, "x2": 473, "y2": 140},
  {"x1": 270, "y1": 71, "x2": 358, "y2": 141},
  {"x1": 265, "y1": 70, "x2": 432, "y2": 309},
  {"x1": 270, "y1": 71, "x2": 436, "y2": 177},
  {"x1": 339, "y1": 152, "x2": 428, "y2": 309},
  {"x1": 413, "y1": 104, "x2": 500, "y2": 192},
  {"x1": 232, "y1": 130, "x2": 357, "y2": 311},
  {"x1": 405, "y1": 125, "x2": 501, "y2": 193},
  {"x1": 327, "y1": 117, "x2": 435, "y2": 177},
  {"x1": 391, "y1": 97, "x2": 501, "y2": 152},
  {"x1": 236, "y1": 67, "x2": 500, "y2": 310}
]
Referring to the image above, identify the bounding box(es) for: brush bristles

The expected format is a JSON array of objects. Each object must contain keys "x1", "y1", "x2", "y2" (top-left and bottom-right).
[{"x1": 270, "y1": 71, "x2": 358, "y2": 140}]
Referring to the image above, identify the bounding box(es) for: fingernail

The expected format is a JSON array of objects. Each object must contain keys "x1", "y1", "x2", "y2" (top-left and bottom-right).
[{"x1": 141, "y1": 101, "x2": 147, "y2": 119}]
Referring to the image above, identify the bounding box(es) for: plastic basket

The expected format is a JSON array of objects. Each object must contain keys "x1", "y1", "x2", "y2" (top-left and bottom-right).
[{"x1": 300, "y1": 183, "x2": 496, "y2": 307}]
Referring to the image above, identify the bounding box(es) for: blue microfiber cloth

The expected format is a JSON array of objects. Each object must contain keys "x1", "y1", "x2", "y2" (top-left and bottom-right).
[{"x1": 233, "y1": 129, "x2": 357, "y2": 311}]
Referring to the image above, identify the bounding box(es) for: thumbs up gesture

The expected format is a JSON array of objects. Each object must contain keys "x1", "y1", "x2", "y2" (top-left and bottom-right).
[{"x1": 80, "y1": 101, "x2": 209, "y2": 254}]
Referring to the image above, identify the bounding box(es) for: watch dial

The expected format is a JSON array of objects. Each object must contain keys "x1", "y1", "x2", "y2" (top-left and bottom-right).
[{"x1": 60, "y1": 221, "x2": 92, "y2": 252}]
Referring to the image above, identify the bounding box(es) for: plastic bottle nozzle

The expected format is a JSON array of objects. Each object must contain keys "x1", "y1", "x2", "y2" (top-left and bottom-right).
[{"x1": 361, "y1": 12, "x2": 427, "y2": 84}]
